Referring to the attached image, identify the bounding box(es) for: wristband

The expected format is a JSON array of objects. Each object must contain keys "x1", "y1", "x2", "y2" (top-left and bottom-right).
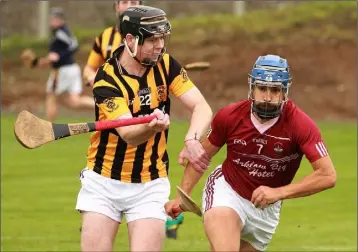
[
  {"x1": 31, "y1": 58, "x2": 39, "y2": 68},
  {"x1": 184, "y1": 133, "x2": 199, "y2": 143}
]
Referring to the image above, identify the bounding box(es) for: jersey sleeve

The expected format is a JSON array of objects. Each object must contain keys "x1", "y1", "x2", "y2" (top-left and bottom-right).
[
  {"x1": 294, "y1": 112, "x2": 329, "y2": 163},
  {"x1": 86, "y1": 35, "x2": 105, "y2": 69},
  {"x1": 55, "y1": 29, "x2": 79, "y2": 51},
  {"x1": 207, "y1": 108, "x2": 228, "y2": 148},
  {"x1": 167, "y1": 55, "x2": 195, "y2": 97},
  {"x1": 93, "y1": 66, "x2": 130, "y2": 120}
]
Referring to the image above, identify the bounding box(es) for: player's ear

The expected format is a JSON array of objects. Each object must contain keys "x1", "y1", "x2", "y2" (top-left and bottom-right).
[
  {"x1": 125, "y1": 34, "x2": 135, "y2": 47},
  {"x1": 283, "y1": 89, "x2": 288, "y2": 101}
]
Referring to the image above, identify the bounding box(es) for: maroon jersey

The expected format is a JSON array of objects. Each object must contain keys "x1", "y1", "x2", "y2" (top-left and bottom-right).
[{"x1": 208, "y1": 100, "x2": 329, "y2": 201}]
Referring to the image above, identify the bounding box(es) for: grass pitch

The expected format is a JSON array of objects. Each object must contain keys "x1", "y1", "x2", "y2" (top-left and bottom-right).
[{"x1": 1, "y1": 114, "x2": 356, "y2": 251}]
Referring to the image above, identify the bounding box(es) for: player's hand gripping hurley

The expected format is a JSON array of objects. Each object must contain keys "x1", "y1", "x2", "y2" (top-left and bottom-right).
[
  {"x1": 14, "y1": 110, "x2": 156, "y2": 149},
  {"x1": 176, "y1": 186, "x2": 202, "y2": 217},
  {"x1": 166, "y1": 162, "x2": 204, "y2": 218}
]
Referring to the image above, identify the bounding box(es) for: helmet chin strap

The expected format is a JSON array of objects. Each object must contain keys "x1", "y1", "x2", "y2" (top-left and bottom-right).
[
  {"x1": 124, "y1": 36, "x2": 139, "y2": 58},
  {"x1": 140, "y1": 48, "x2": 166, "y2": 66}
]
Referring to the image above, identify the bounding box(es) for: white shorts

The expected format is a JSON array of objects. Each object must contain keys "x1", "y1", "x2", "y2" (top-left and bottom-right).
[
  {"x1": 76, "y1": 168, "x2": 170, "y2": 223},
  {"x1": 202, "y1": 165, "x2": 282, "y2": 251},
  {"x1": 46, "y1": 63, "x2": 82, "y2": 95}
]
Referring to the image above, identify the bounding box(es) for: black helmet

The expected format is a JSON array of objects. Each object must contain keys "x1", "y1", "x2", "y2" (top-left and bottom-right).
[
  {"x1": 118, "y1": 5, "x2": 171, "y2": 66},
  {"x1": 119, "y1": 5, "x2": 171, "y2": 45}
]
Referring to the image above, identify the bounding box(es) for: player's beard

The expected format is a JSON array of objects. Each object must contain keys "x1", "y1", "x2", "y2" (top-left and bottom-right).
[{"x1": 254, "y1": 101, "x2": 281, "y2": 114}]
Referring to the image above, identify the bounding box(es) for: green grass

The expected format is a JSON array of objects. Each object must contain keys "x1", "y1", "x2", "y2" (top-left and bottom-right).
[
  {"x1": 1, "y1": 1, "x2": 356, "y2": 58},
  {"x1": 171, "y1": 1, "x2": 356, "y2": 39},
  {"x1": 1, "y1": 114, "x2": 356, "y2": 251}
]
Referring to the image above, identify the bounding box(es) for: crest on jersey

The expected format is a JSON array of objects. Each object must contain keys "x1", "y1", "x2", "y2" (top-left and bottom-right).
[
  {"x1": 273, "y1": 142, "x2": 284, "y2": 155},
  {"x1": 180, "y1": 68, "x2": 189, "y2": 83},
  {"x1": 157, "y1": 85, "x2": 167, "y2": 102},
  {"x1": 103, "y1": 98, "x2": 119, "y2": 112}
]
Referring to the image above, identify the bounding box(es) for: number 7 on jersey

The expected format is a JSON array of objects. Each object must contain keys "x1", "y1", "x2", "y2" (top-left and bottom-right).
[{"x1": 257, "y1": 144, "x2": 263, "y2": 154}]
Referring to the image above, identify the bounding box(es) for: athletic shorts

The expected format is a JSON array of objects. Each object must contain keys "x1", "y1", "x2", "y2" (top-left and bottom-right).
[
  {"x1": 202, "y1": 165, "x2": 282, "y2": 251},
  {"x1": 76, "y1": 168, "x2": 170, "y2": 223},
  {"x1": 46, "y1": 63, "x2": 82, "y2": 95}
]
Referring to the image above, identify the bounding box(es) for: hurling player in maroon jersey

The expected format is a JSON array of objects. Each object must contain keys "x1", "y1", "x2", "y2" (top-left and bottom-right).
[{"x1": 165, "y1": 55, "x2": 336, "y2": 251}]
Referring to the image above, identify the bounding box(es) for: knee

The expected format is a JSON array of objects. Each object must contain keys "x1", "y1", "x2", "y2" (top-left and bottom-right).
[
  {"x1": 208, "y1": 237, "x2": 240, "y2": 252},
  {"x1": 207, "y1": 234, "x2": 240, "y2": 252},
  {"x1": 211, "y1": 244, "x2": 240, "y2": 252},
  {"x1": 203, "y1": 208, "x2": 243, "y2": 252}
]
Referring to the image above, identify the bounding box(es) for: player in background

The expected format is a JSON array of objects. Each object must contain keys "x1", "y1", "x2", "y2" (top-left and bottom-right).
[
  {"x1": 82, "y1": 1, "x2": 142, "y2": 87},
  {"x1": 165, "y1": 54, "x2": 337, "y2": 251},
  {"x1": 21, "y1": 7, "x2": 94, "y2": 121}
]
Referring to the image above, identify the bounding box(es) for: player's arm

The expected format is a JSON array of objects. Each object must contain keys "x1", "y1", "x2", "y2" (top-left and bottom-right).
[
  {"x1": 165, "y1": 107, "x2": 227, "y2": 218},
  {"x1": 177, "y1": 137, "x2": 221, "y2": 197},
  {"x1": 278, "y1": 155, "x2": 336, "y2": 200},
  {"x1": 251, "y1": 116, "x2": 336, "y2": 209},
  {"x1": 27, "y1": 50, "x2": 60, "y2": 69},
  {"x1": 178, "y1": 107, "x2": 228, "y2": 196},
  {"x1": 279, "y1": 117, "x2": 336, "y2": 199},
  {"x1": 83, "y1": 36, "x2": 105, "y2": 86},
  {"x1": 31, "y1": 53, "x2": 60, "y2": 68},
  {"x1": 114, "y1": 109, "x2": 169, "y2": 146},
  {"x1": 165, "y1": 137, "x2": 221, "y2": 219},
  {"x1": 167, "y1": 55, "x2": 213, "y2": 139},
  {"x1": 166, "y1": 138, "x2": 220, "y2": 219},
  {"x1": 32, "y1": 56, "x2": 53, "y2": 68},
  {"x1": 83, "y1": 65, "x2": 100, "y2": 87},
  {"x1": 20, "y1": 49, "x2": 50, "y2": 69},
  {"x1": 94, "y1": 81, "x2": 168, "y2": 147},
  {"x1": 38, "y1": 30, "x2": 79, "y2": 68},
  {"x1": 177, "y1": 88, "x2": 212, "y2": 172},
  {"x1": 21, "y1": 30, "x2": 77, "y2": 69},
  {"x1": 177, "y1": 87, "x2": 213, "y2": 142},
  {"x1": 167, "y1": 55, "x2": 213, "y2": 171}
]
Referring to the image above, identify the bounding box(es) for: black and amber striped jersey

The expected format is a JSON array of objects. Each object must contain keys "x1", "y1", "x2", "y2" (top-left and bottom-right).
[
  {"x1": 86, "y1": 45, "x2": 195, "y2": 183},
  {"x1": 86, "y1": 26, "x2": 122, "y2": 70}
]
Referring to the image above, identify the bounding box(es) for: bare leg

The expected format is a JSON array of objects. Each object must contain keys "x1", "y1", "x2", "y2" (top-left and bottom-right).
[
  {"x1": 204, "y1": 207, "x2": 243, "y2": 252},
  {"x1": 67, "y1": 93, "x2": 94, "y2": 109},
  {"x1": 128, "y1": 218, "x2": 166, "y2": 252},
  {"x1": 46, "y1": 93, "x2": 57, "y2": 121},
  {"x1": 81, "y1": 211, "x2": 119, "y2": 252},
  {"x1": 240, "y1": 240, "x2": 258, "y2": 252}
]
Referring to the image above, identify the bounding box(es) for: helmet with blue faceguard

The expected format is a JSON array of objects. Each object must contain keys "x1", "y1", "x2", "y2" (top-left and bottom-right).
[{"x1": 248, "y1": 54, "x2": 292, "y2": 119}]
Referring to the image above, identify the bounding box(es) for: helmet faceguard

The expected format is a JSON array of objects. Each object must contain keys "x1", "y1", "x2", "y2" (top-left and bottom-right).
[
  {"x1": 248, "y1": 55, "x2": 292, "y2": 120},
  {"x1": 119, "y1": 6, "x2": 171, "y2": 66}
]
